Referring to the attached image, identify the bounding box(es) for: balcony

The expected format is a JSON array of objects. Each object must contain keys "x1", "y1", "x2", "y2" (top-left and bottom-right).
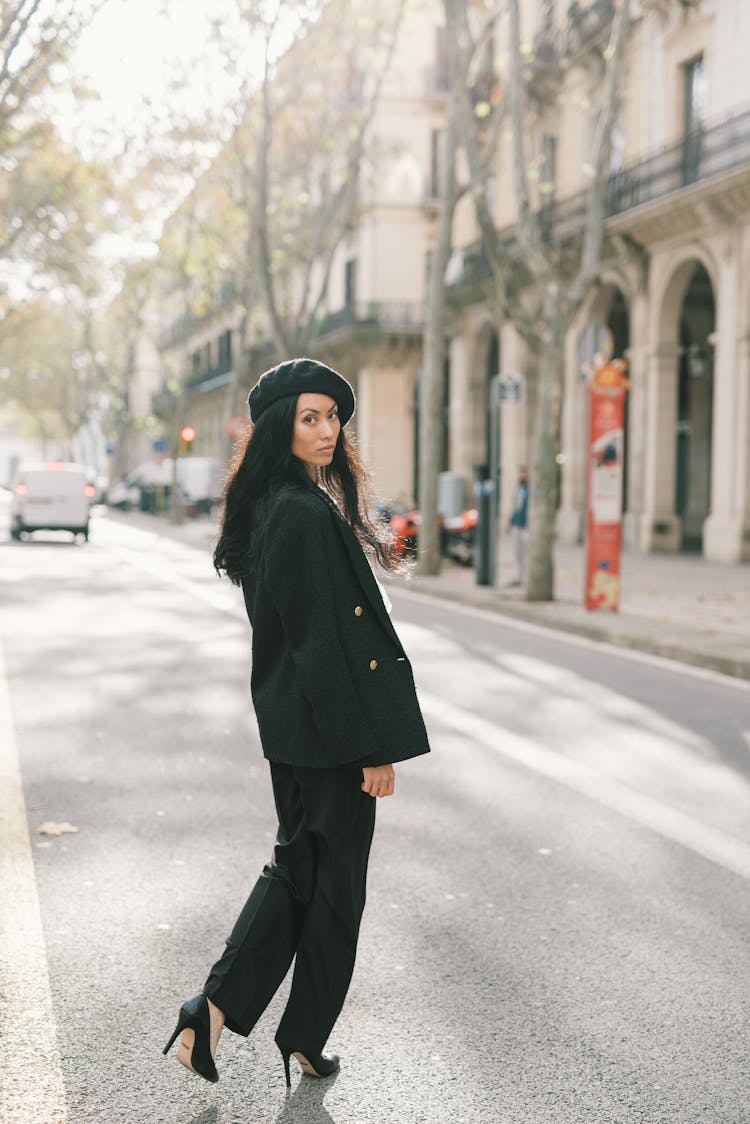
[
  {"x1": 566, "y1": 0, "x2": 614, "y2": 55},
  {"x1": 606, "y1": 109, "x2": 750, "y2": 213},
  {"x1": 186, "y1": 352, "x2": 234, "y2": 393},
  {"x1": 311, "y1": 301, "x2": 423, "y2": 341},
  {"x1": 242, "y1": 302, "x2": 424, "y2": 365},
  {"x1": 448, "y1": 100, "x2": 750, "y2": 289},
  {"x1": 157, "y1": 280, "x2": 237, "y2": 350}
]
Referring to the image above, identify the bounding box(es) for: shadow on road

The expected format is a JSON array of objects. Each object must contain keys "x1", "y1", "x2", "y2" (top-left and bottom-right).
[
  {"x1": 186, "y1": 1109, "x2": 218, "y2": 1124},
  {"x1": 273, "y1": 1073, "x2": 340, "y2": 1124}
]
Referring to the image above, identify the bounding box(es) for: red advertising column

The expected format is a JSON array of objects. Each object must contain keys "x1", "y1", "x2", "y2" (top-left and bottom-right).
[{"x1": 585, "y1": 356, "x2": 629, "y2": 612}]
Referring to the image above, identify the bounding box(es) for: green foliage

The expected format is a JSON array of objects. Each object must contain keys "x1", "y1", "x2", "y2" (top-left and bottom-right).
[
  {"x1": 0, "y1": 296, "x2": 92, "y2": 445},
  {"x1": 0, "y1": 0, "x2": 116, "y2": 443}
]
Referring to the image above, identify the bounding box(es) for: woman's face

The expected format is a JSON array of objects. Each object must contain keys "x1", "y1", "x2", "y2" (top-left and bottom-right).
[{"x1": 291, "y1": 392, "x2": 341, "y2": 477}]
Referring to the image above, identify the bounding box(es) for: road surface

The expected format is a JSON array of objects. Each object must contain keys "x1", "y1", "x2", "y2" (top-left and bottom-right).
[{"x1": 1, "y1": 507, "x2": 749, "y2": 1123}]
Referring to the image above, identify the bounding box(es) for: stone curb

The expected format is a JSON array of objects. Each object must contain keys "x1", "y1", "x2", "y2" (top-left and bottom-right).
[
  {"x1": 396, "y1": 579, "x2": 750, "y2": 683},
  {"x1": 104, "y1": 511, "x2": 750, "y2": 683}
]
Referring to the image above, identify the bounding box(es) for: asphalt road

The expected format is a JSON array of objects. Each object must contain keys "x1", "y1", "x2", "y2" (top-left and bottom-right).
[{"x1": 1, "y1": 507, "x2": 749, "y2": 1124}]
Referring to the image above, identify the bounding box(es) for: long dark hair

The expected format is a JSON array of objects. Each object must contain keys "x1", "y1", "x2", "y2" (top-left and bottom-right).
[{"x1": 213, "y1": 395, "x2": 401, "y2": 585}]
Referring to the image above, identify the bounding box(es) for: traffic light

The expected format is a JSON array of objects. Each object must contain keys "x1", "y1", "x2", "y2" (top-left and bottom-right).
[{"x1": 179, "y1": 425, "x2": 196, "y2": 454}]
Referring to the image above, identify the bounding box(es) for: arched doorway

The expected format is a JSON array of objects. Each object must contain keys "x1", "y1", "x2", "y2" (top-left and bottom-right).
[{"x1": 675, "y1": 263, "x2": 715, "y2": 551}]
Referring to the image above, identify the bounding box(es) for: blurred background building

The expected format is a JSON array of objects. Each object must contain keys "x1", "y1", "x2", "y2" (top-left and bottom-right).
[{"x1": 130, "y1": 0, "x2": 749, "y2": 563}]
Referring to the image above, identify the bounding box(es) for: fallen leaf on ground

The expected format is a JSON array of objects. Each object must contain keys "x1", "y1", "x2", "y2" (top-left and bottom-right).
[{"x1": 37, "y1": 822, "x2": 80, "y2": 836}]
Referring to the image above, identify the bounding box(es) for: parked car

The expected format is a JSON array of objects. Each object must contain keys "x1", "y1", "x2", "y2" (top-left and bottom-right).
[{"x1": 10, "y1": 461, "x2": 95, "y2": 542}]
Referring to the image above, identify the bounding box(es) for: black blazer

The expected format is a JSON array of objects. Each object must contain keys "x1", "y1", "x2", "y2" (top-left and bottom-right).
[{"x1": 241, "y1": 482, "x2": 430, "y2": 769}]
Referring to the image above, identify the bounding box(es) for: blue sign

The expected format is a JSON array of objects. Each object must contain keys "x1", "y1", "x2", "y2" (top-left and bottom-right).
[{"x1": 152, "y1": 437, "x2": 168, "y2": 453}]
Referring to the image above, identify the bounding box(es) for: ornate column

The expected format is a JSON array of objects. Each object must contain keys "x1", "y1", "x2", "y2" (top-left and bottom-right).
[
  {"x1": 640, "y1": 341, "x2": 682, "y2": 552},
  {"x1": 704, "y1": 248, "x2": 747, "y2": 561},
  {"x1": 622, "y1": 291, "x2": 649, "y2": 550},
  {"x1": 704, "y1": 332, "x2": 750, "y2": 561}
]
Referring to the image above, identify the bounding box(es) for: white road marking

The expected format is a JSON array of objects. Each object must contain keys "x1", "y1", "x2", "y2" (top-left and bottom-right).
[
  {"x1": 420, "y1": 691, "x2": 750, "y2": 882},
  {"x1": 394, "y1": 585, "x2": 750, "y2": 693},
  {"x1": 100, "y1": 534, "x2": 750, "y2": 877},
  {"x1": 108, "y1": 543, "x2": 242, "y2": 616},
  {"x1": 0, "y1": 639, "x2": 68, "y2": 1123}
]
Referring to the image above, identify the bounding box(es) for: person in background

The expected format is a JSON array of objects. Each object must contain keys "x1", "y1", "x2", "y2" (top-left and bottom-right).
[{"x1": 508, "y1": 465, "x2": 529, "y2": 587}]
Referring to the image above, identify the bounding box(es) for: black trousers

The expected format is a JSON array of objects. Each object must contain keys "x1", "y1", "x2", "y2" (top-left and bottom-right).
[{"x1": 203, "y1": 760, "x2": 376, "y2": 1053}]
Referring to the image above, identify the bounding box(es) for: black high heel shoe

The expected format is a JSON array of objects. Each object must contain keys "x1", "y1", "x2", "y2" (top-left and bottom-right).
[
  {"x1": 277, "y1": 1042, "x2": 340, "y2": 1088},
  {"x1": 163, "y1": 994, "x2": 219, "y2": 1084}
]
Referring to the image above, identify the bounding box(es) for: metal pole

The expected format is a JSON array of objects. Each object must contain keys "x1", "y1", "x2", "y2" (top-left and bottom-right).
[{"x1": 475, "y1": 375, "x2": 501, "y2": 586}]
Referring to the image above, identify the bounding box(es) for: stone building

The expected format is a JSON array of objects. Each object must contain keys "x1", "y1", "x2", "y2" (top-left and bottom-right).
[
  {"x1": 152, "y1": 0, "x2": 749, "y2": 564},
  {"x1": 447, "y1": 0, "x2": 750, "y2": 563},
  {"x1": 154, "y1": 0, "x2": 448, "y2": 507}
]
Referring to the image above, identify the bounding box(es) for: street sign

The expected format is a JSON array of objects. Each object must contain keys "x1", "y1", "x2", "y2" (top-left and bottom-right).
[
  {"x1": 497, "y1": 370, "x2": 524, "y2": 403},
  {"x1": 152, "y1": 437, "x2": 167, "y2": 453}
]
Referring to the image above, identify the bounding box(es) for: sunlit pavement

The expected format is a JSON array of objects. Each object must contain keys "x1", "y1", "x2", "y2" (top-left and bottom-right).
[
  {"x1": 1, "y1": 498, "x2": 749, "y2": 1123},
  {"x1": 100, "y1": 501, "x2": 750, "y2": 680}
]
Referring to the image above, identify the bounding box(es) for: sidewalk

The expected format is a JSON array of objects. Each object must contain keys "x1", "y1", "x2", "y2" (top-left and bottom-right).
[
  {"x1": 407, "y1": 542, "x2": 750, "y2": 682},
  {"x1": 103, "y1": 508, "x2": 750, "y2": 682}
]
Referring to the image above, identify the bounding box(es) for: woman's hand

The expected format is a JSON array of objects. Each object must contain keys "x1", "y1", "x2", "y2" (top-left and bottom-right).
[{"x1": 361, "y1": 764, "x2": 395, "y2": 798}]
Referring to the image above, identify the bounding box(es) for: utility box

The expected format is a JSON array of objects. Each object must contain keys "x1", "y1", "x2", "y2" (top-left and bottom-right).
[{"x1": 437, "y1": 471, "x2": 466, "y2": 518}]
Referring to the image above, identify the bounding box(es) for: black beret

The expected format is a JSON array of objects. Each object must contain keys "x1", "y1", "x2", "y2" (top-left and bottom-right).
[{"x1": 248, "y1": 357, "x2": 355, "y2": 424}]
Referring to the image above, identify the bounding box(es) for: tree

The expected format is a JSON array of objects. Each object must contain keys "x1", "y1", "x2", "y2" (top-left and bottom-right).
[
  {"x1": 240, "y1": 0, "x2": 406, "y2": 357},
  {"x1": 0, "y1": 1, "x2": 102, "y2": 149},
  {"x1": 1, "y1": 295, "x2": 99, "y2": 452},
  {"x1": 446, "y1": 0, "x2": 631, "y2": 600},
  {"x1": 0, "y1": 0, "x2": 117, "y2": 453},
  {"x1": 0, "y1": 1, "x2": 107, "y2": 272},
  {"x1": 417, "y1": 7, "x2": 504, "y2": 577},
  {"x1": 152, "y1": 0, "x2": 408, "y2": 469},
  {"x1": 99, "y1": 259, "x2": 158, "y2": 482}
]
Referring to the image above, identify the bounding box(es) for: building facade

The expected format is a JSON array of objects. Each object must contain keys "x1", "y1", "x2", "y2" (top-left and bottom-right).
[
  {"x1": 447, "y1": 0, "x2": 750, "y2": 563},
  {"x1": 149, "y1": 0, "x2": 749, "y2": 564},
  {"x1": 153, "y1": 0, "x2": 447, "y2": 508}
]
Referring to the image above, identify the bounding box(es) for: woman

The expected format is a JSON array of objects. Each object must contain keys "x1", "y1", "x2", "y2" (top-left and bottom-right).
[{"x1": 163, "y1": 357, "x2": 430, "y2": 1089}]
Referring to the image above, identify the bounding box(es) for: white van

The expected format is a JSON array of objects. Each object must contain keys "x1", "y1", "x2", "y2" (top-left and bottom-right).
[{"x1": 10, "y1": 462, "x2": 95, "y2": 542}]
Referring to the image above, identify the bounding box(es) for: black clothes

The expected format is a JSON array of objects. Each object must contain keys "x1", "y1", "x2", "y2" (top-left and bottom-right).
[
  {"x1": 242, "y1": 482, "x2": 431, "y2": 769},
  {"x1": 204, "y1": 761, "x2": 376, "y2": 1051},
  {"x1": 202, "y1": 481, "x2": 428, "y2": 1053},
  {"x1": 248, "y1": 358, "x2": 355, "y2": 424}
]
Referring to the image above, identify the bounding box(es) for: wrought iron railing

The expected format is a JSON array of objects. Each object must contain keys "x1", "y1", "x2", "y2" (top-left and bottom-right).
[
  {"x1": 186, "y1": 353, "x2": 233, "y2": 390},
  {"x1": 450, "y1": 100, "x2": 750, "y2": 288},
  {"x1": 312, "y1": 300, "x2": 423, "y2": 337},
  {"x1": 158, "y1": 280, "x2": 237, "y2": 350}
]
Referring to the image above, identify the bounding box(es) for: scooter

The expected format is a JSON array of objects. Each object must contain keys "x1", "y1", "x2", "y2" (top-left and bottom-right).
[{"x1": 386, "y1": 505, "x2": 477, "y2": 566}]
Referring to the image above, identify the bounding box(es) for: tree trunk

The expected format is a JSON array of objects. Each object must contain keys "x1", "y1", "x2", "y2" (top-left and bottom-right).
[
  {"x1": 526, "y1": 283, "x2": 565, "y2": 600},
  {"x1": 417, "y1": 106, "x2": 459, "y2": 577}
]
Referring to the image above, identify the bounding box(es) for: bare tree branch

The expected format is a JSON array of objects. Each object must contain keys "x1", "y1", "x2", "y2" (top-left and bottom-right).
[
  {"x1": 507, "y1": 0, "x2": 548, "y2": 283},
  {"x1": 568, "y1": 0, "x2": 631, "y2": 311}
]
